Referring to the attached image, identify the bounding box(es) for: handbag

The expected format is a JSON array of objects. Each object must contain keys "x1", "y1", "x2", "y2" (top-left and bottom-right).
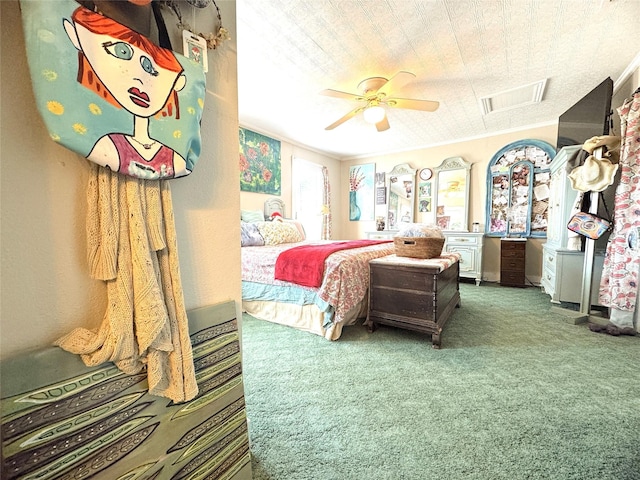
[
  {"x1": 20, "y1": 0, "x2": 206, "y2": 180},
  {"x1": 567, "y1": 193, "x2": 613, "y2": 240}
]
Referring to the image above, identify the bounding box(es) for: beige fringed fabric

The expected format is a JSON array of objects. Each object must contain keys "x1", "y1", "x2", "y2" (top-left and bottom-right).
[{"x1": 56, "y1": 164, "x2": 198, "y2": 403}]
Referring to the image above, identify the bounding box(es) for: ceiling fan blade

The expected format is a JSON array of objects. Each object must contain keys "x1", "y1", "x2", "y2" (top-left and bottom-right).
[
  {"x1": 325, "y1": 106, "x2": 365, "y2": 130},
  {"x1": 386, "y1": 97, "x2": 440, "y2": 112},
  {"x1": 376, "y1": 116, "x2": 390, "y2": 132},
  {"x1": 320, "y1": 88, "x2": 363, "y2": 102},
  {"x1": 377, "y1": 71, "x2": 416, "y2": 97}
]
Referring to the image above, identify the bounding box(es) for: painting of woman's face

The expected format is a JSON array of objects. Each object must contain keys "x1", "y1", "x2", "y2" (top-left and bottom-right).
[{"x1": 73, "y1": 23, "x2": 184, "y2": 118}]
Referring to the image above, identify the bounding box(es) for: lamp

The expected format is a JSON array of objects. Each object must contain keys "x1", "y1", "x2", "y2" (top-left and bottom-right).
[{"x1": 363, "y1": 104, "x2": 386, "y2": 124}]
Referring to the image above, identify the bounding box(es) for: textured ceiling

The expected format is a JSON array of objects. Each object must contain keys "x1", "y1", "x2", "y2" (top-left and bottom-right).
[{"x1": 237, "y1": 0, "x2": 640, "y2": 159}]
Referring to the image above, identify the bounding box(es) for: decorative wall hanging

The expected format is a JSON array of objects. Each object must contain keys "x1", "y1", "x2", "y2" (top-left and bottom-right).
[
  {"x1": 20, "y1": 0, "x2": 206, "y2": 180},
  {"x1": 418, "y1": 181, "x2": 432, "y2": 213},
  {"x1": 161, "y1": 0, "x2": 231, "y2": 51},
  {"x1": 21, "y1": 0, "x2": 205, "y2": 402},
  {"x1": 239, "y1": 128, "x2": 282, "y2": 194},
  {"x1": 349, "y1": 164, "x2": 375, "y2": 221},
  {"x1": 485, "y1": 140, "x2": 556, "y2": 237}
]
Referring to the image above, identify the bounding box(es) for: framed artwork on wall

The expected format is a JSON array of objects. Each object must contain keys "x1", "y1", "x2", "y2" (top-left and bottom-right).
[
  {"x1": 239, "y1": 128, "x2": 282, "y2": 194},
  {"x1": 418, "y1": 181, "x2": 432, "y2": 213},
  {"x1": 349, "y1": 164, "x2": 375, "y2": 221}
]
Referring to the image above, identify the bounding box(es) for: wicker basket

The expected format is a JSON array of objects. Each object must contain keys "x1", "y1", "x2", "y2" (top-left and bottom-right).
[{"x1": 394, "y1": 236, "x2": 445, "y2": 259}]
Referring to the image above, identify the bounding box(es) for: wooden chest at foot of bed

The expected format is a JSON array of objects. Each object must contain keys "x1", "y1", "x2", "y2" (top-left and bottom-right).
[{"x1": 366, "y1": 254, "x2": 461, "y2": 348}]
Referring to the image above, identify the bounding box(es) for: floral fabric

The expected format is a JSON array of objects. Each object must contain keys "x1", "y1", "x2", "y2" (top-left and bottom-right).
[
  {"x1": 240, "y1": 222, "x2": 264, "y2": 247},
  {"x1": 321, "y1": 166, "x2": 332, "y2": 240},
  {"x1": 241, "y1": 241, "x2": 396, "y2": 324},
  {"x1": 369, "y1": 252, "x2": 461, "y2": 272},
  {"x1": 599, "y1": 90, "x2": 640, "y2": 310},
  {"x1": 255, "y1": 221, "x2": 302, "y2": 245}
]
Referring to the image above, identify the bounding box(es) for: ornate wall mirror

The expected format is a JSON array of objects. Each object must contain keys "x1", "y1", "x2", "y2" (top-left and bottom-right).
[
  {"x1": 434, "y1": 157, "x2": 471, "y2": 231},
  {"x1": 484, "y1": 139, "x2": 556, "y2": 237},
  {"x1": 386, "y1": 163, "x2": 416, "y2": 230}
]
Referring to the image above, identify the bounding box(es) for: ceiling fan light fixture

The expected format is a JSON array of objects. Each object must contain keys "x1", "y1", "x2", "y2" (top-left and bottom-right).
[{"x1": 363, "y1": 105, "x2": 386, "y2": 124}]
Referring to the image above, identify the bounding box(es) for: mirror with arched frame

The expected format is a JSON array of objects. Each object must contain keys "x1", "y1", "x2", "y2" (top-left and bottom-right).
[
  {"x1": 434, "y1": 157, "x2": 471, "y2": 231},
  {"x1": 385, "y1": 163, "x2": 416, "y2": 230}
]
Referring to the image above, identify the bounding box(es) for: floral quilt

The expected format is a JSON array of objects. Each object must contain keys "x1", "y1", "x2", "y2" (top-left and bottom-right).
[{"x1": 241, "y1": 241, "x2": 396, "y2": 324}]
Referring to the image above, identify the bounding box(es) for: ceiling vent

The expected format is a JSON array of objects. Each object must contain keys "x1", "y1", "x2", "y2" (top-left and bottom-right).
[{"x1": 479, "y1": 79, "x2": 547, "y2": 115}]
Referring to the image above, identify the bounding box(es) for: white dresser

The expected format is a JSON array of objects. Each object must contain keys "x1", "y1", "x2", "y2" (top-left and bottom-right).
[
  {"x1": 366, "y1": 230, "x2": 398, "y2": 240},
  {"x1": 367, "y1": 230, "x2": 484, "y2": 285},
  {"x1": 541, "y1": 145, "x2": 607, "y2": 305},
  {"x1": 443, "y1": 232, "x2": 484, "y2": 285}
]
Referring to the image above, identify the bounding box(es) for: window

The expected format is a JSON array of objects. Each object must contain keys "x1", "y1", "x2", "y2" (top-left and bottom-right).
[
  {"x1": 485, "y1": 140, "x2": 556, "y2": 237},
  {"x1": 292, "y1": 158, "x2": 324, "y2": 240}
]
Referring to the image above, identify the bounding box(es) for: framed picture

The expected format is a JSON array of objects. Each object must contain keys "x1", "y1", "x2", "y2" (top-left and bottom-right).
[
  {"x1": 349, "y1": 164, "x2": 375, "y2": 221},
  {"x1": 239, "y1": 128, "x2": 282, "y2": 194}
]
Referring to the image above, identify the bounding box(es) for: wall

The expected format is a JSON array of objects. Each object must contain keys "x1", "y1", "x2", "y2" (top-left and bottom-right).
[
  {"x1": 0, "y1": 0, "x2": 241, "y2": 360},
  {"x1": 340, "y1": 124, "x2": 558, "y2": 283},
  {"x1": 239, "y1": 133, "x2": 344, "y2": 238}
]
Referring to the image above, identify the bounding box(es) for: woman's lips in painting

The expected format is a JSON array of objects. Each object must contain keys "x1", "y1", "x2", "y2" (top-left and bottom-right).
[{"x1": 128, "y1": 87, "x2": 150, "y2": 108}]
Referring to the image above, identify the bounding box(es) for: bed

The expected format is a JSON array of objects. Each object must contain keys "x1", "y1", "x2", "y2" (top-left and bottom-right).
[{"x1": 240, "y1": 200, "x2": 396, "y2": 340}]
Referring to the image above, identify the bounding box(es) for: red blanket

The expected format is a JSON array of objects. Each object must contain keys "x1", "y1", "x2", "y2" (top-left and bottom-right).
[{"x1": 274, "y1": 240, "x2": 392, "y2": 288}]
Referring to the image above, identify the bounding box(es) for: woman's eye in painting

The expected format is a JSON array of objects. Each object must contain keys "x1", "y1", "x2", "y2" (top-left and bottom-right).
[
  {"x1": 139, "y1": 56, "x2": 159, "y2": 77},
  {"x1": 102, "y1": 41, "x2": 134, "y2": 60}
]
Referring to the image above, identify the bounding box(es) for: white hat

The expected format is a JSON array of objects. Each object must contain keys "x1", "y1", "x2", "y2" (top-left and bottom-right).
[
  {"x1": 582, "y1": 135, "x2": 621, "y2": 154},
  {"x1": 568, "y1": 155, "x2": 618, "y2": 192}
]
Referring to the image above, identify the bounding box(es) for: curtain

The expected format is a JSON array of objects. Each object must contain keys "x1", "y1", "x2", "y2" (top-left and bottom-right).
[
  {"x1": 321, "y1": 166, "x2": 332, "y2": 240},
  {"x1": 599, "y1": 88, "x2": 640, "y2": 311}
]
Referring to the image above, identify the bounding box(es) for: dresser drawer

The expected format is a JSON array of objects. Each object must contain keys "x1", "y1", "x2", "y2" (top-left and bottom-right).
[
  {"x1": 446, "y1": 235, "x2": 479, "y2": 246},
  {"x1": 500, "y1": 270, "x2": 525, "y2": 286},
  {"x1": 543, "y1": 248, "x2": 557, "y2": 270},
  {"x1": 501, "y1": 249, "x2": 525, "y2": 260},
  {"x1": 501, "y1": 258, "x2": 525, "y2": 272}
]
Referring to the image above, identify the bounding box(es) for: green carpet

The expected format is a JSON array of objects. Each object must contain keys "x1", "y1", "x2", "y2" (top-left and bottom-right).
[{"x1": 241, "y1": 282, "x2": 640, "y2": 480}]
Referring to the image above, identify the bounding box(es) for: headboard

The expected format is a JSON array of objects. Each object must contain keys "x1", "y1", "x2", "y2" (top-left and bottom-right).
[{"x1": 264, "y1": 198, "x2": 285, "y2": 219}]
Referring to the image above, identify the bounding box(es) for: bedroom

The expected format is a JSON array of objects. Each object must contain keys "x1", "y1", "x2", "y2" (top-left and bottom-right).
[
  {"x1": 237, "y1": 1, "x2": 640, "y2": 289},
  {"x1": 1, "y1": 1, "x2": 639, "y2": 479}
]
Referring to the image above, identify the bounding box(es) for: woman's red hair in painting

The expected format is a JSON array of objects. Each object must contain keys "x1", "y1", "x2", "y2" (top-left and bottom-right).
[{"x1": 72, "y1": 6, "x2": 183, "y2": 117}]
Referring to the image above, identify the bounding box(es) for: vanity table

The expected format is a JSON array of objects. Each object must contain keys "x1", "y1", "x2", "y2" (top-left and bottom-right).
[{"x1": 369, "y1": 157, "x2": 483, "y2": 285}]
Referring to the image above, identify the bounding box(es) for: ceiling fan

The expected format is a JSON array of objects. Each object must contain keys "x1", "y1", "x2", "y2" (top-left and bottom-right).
[{"x1": 320, "y1": 71, "x2": 439, "y2": 132}]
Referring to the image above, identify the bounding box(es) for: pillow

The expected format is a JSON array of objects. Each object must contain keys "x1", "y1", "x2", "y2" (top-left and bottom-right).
[
  {"x1": 241, "y1": 221, "x2": 265, "y2": 247},
  {"x1": 241, "y1": 209, "x2": 265, "y2": 223},
  {"x1": 256, "y1": 221, "x2": 303, "y2": 245},
  {"x1": 282, "y1": 219, "x2": 306, "y2": 241}
]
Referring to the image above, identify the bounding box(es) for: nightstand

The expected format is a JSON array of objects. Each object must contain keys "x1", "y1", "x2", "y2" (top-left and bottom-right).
[{"x1": 500, "y1": 238, "x2": 526, "y2": 287}]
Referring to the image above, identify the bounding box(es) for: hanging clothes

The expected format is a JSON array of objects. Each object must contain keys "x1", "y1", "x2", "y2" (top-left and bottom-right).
[
  {"x1": 55, "y1": 164, "x2": 198, "y2": 403},
  {"x1": 599, "y1": 89, "x2": 640, "y2": 313}
]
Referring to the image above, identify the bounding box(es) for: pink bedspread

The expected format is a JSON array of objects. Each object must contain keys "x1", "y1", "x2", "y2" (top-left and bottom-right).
[
  {"x1": 241, "y1": 240, "x2": 396, "y2": 324},
  {"x1": 274, "y1": 240, "x2": 392, "y2": 288}
]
